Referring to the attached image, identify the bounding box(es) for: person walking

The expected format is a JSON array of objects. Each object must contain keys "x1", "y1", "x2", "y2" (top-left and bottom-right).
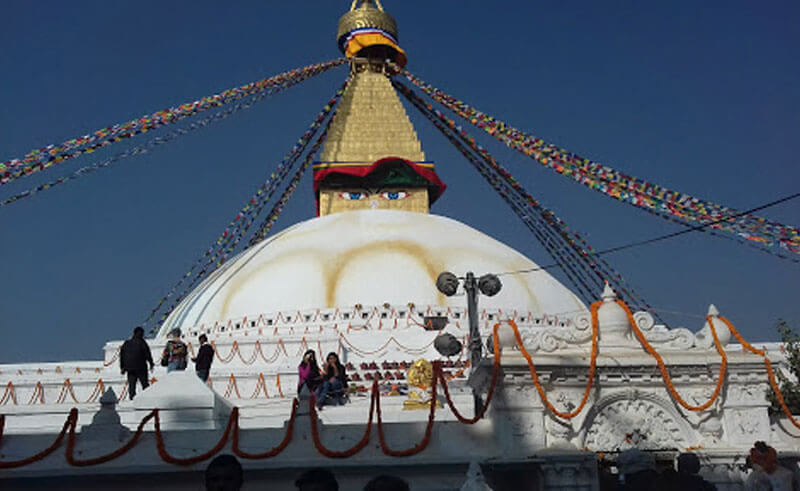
[
  {"x1": 192, "y1": 334, "x2": 215, "y2": 382},
  {"x1": 119, "y1": 326, "x2": 154, "y2": 400},
  {"x1": 161, "y1": 328, "x2": 188, "y2": 373}
]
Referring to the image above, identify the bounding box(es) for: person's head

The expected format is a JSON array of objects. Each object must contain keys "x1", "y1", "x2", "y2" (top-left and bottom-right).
[
  {"x1": 199, "y1": 334, "x2": 208, "y2": 344},
  {"x1": 617, "y1": 448, "x2": 656, "y2": 477},
  {"x1": 677, "y1": 452, "x2": 701, "y2": 475},
  {"x1": 132, "y1": 326, "x2": 145, "y2": 339},
  {"x1": 754, "y1": 441, "x2": 769, "y2": 453},
  {"x1": 749, "y1": 441, "x2": 778, "y2": 473},
  {"x1": 303, "y1": 350, "x2": 317, "y2": 365},
  {"x1": 295, "y1": 468, "x2": 338, "y2": 491},
  {"x1": 169, "y1": 328, "x2": 181, "y2": 340},
  {"x1": 363, "y1": 475, "x2": 409, "y2": 491},
  {"x1": 326, "y1": 352, "x2": 339, "y2": 366},
  {"x1": 205, "y1": 454, "x2": 243, "y2": 491}
]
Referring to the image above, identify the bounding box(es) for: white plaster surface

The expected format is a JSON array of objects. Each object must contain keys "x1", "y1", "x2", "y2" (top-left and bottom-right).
[{"x1": 159, "y1": 210, "x2": 586, "y2": 337}]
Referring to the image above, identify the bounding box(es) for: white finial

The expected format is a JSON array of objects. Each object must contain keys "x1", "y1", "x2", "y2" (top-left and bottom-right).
[
  {"x1": 460, "y1": 461, "x2": 493, "y2": 491},
  {"x1": 707, "y1": 304, "x2": 719, "y2": 317},
  {"x1": 601, "y1": 282, "x2": 617, "y2": 302},
  {"x1": 99, "y1": 387, "x2": 118, "y2": 406}
]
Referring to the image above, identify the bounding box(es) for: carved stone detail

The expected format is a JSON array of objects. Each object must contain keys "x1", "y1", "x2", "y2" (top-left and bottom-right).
[
  {"x1": 545, "y1": 415, "x2": 576, "y2": 449},
  {"x1": 583, "y1": 396, "x2": 689, "y2": 451},
  {"x1": 723, "y1": 407, "x2": 770, "y2": 444},
  {"x1": 726, "y1": 383, "x2": 769, "y2": 406}
]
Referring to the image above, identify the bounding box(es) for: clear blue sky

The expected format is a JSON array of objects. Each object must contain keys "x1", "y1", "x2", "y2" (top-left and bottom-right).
[{"x1": 1, "y1": 1, "x2": 798, "y2": 363}]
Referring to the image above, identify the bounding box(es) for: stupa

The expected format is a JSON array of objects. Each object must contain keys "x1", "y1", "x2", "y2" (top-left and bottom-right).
[{"x1": 0, "y1": 2, "x2": 797, "y2": 490}]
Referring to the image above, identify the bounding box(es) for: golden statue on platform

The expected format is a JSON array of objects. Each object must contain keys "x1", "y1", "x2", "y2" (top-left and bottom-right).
[{"x1": 403, "y1": 359, "x2": 442, "y2": 410}]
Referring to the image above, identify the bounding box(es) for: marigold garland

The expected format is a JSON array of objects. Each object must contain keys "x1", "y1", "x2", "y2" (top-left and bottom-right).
[
  {"x1": 437, "y1": 332, "x2": 500, "y2": 424},
  {"x1": 723, "y1": 317, "x2": 800, "y2": 430},
  {"x1": 153, "y1": 407, "x2": 237, "y2": 465},
  {"x1": 0, "y1": 408, "x2": 76, "y2": 469},
  {"x1": 0, "y1": 382, "x2": 17, "y2": 406},
  {"x1": 505, "y1": 310, "x2": 599, "y2": 419},
  {"x1": 66, "y1": 410, "x2": 155, "y2": 466},
  {"x1": 619, "y1": 299, "x2": 727, "y2": 412},
  {"x1": 375, "y1": 362, "x2": 439, "y2": 457},
  {"x1": 2, "y1": 311, "x2": 800, "y2": 468},
  {"x1": 309, "y1": 380, "x2": 378, "y2": 458},
  {"x1": 232, "y1": 399, "x2": 298, "y2": 459}
]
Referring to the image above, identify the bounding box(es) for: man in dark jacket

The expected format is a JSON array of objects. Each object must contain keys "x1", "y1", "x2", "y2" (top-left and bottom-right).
[
  {"x1": 120, "y1": 326, "x2": 154, "y2": 400},
  {"x1": 192, "y1": 334, "x2": 215, "y2": 382}
]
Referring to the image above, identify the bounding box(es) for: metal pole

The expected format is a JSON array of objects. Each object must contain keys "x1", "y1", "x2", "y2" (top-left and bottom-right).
[{"x1": 464, "y1": 271, "x2": 483, "y2": 414}]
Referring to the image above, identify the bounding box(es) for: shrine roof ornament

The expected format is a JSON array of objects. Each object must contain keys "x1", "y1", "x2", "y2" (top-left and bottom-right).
[{"x1": 337, "y1": 0, "x2": 407, "y2": 67}]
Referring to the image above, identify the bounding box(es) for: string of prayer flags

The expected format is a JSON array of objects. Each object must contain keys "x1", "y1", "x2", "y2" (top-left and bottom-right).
[
  {"x1": 2, "y1": 87, "x2": 281, "y2": 207},
  {"x1": 394, "y1": 66, "x2": 800, "y2": 257},
  {"x1": 396, "y1": 80, "x2": 655, "y2": 312},
  {"x1": 1, "y1": 59, "x2": 347, "y2": 187},
  {"x1": 144, "y1": 81, "x2": 349, "y2": 335}
]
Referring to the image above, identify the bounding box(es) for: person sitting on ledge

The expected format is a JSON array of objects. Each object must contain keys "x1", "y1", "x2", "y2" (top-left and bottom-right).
[
  {"x1": 315, "y1": 352, "x2": 348, "y2": 409},
  {"x1": 298, "y1": 349, "x2": 322, "y2": 396}
]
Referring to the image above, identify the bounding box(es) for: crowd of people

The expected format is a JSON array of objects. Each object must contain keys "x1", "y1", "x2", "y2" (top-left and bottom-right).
[
  {"x1": 119, "y1": 330, "x2": 350, "y2": 407},
  {"x1": 119, "y1": 327, "x2": 215, "y2": 401},
  {"x1": 601, "y1": 443, "x2": 797, "y2": 491},
  {"x1": 205, "y1": 446, "x2": 798, "y2": 490},
  {"x1": 121, "y1": 328, "x2": 796, "y2": 490},
  {"x1": 205, "y1": 455, "x2": 408, "y2": 491}
]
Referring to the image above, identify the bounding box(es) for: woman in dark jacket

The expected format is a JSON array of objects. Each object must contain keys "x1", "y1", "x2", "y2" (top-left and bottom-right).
[{"x1": 315, "y1": 352, "x2": 347, "y2": 409}]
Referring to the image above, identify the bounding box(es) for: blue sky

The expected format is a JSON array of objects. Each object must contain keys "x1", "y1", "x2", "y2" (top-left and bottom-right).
[{"x1": 1, "y1": 1, "x2": 798, "y2": 363}]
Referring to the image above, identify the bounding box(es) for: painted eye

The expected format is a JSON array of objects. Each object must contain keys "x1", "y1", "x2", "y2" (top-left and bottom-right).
[
  {"x1": 380, "y1": 191, "x2": 409, "y2": 200},
  {"x1": 339, "y1": 192, "x2": 368, "y2": 200}
]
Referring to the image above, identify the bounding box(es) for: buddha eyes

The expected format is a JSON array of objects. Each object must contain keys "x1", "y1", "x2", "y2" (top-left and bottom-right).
[
  {"x1": 338, "y1": 191, "x2": 409, "y2": 201},
  {"x1": 339, "y1": 192, "x2": 368, "y2": 200},
  {"x1": 380, "y1": 191, "x2": 409, "y2": 200}
]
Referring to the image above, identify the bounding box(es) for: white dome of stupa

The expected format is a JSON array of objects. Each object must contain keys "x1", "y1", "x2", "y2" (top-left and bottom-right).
[{"x1": 159, "y1": 209, "x2": 585, "y2": 337}]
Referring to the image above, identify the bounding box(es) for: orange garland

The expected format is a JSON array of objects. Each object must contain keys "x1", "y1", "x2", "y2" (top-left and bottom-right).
[
  {"x1": 27, "y1": 382, "x2": 45, "y2": 405},
  {"x1": 0, "y1": 408, "x2": 76, "y2": 469},
  {"x1": 102, "y1": 346, "x2": 121, "y2": 367},
  {"x1": 0, "y1": 382, "x2": 17, "y2": 406},
  {"x1": 620, "y1": 300, "x2": 727, "y2": 412},
  {"x1": 223, "y1": 374, "x2": 242, "y2": 399},
  {"x1": 56, "y1": 378, "x2": 80, "y2": 405},
  {"x1": 723, "y1": 317, "x2": 800, "y2": 430},
  {"x1": 309, "y1": 380, "x2": 378, "y2": 458},
  {"x1": 505, "y1": 308, "x2": 599, "y2": 419},
  {"x1": 3, "y1": 306, "x2": 800, "y2": 468},
  {"x1": 437, "y1": 333, "x2": 500, "y2": 424},
  {"x1": 375, "y1": 362, "x2": 439, "y2": 456},
  {"x1": 66, "y1": 410, "x2": 156, "y2": 466},
  {"x1": 250, "y1": 373, "x2": 270, "y2": 399},
  {"x1": 232, "y1": 399, "x2": 298, "y2": 459},
  {"x1": 276, "y1": 373, "x2": 285, "y2": 398},
  {"x1": 153, "y1": 407, "x2": 237, "y2": 465}
]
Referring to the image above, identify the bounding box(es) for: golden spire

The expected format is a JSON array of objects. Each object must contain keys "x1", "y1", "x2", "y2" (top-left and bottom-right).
[
  {"x1": 319, "y1": 66, "x2": 425, "y2": 164},
  {"x1": 313, "y1": 2, "x2": 445, "y2": 217}
]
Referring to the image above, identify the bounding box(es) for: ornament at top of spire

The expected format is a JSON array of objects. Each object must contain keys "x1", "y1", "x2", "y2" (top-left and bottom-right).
[{"x1": 337, "y1": 0, "x2": 407, "y2": 67}]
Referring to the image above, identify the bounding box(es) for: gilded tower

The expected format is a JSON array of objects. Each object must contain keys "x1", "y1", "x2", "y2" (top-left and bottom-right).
[{"x1": 313, "y1": 0, "x2": 445, "y2": 216}]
